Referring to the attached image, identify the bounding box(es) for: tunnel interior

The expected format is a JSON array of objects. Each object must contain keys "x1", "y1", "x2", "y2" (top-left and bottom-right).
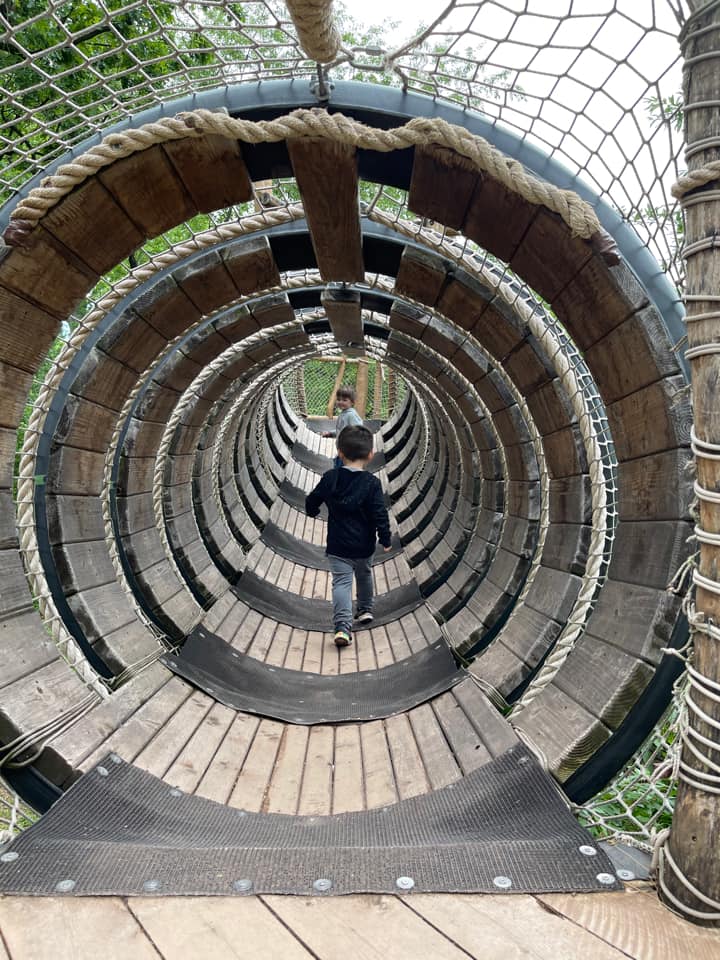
[{"x1": 0, "y1": 86, "x2": 691, "y2": 889}]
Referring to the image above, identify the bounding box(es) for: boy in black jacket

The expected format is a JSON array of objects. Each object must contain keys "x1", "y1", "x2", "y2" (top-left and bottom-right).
[{"x1": 306, "y1": 425, "x2": 392, "y2": 647}]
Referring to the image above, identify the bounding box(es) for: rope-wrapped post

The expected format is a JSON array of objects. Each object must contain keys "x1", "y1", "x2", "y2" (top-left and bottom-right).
[
  {"x1": 285, "y1": 0, "x2": 341, "y2": 63},
  {"x1": 295, "y1": 365, "x2": 308, "y2": 417},
  {"x1": 659, "y1": 0, "x2": 720, "y2": 926}
]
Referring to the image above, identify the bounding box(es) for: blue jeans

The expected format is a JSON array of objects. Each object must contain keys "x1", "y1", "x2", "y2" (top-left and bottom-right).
[{"x1": 328, "y1": 555, "x2": 373, "y2": 633}]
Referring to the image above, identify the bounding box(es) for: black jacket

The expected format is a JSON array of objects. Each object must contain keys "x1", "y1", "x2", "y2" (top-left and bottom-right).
[{"x1": 306, "y1": 468, "x2": 391, "y2": 559}]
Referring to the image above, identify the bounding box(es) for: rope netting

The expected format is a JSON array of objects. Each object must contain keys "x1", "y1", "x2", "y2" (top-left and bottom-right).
[{"x1": 0, "y1": 0, "x2": 700, "y2": 862}]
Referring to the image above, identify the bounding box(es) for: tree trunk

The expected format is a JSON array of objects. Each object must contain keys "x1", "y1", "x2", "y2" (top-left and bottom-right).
[{"x1": 659, "y1": 0, "x2": 720, "y2": 925}]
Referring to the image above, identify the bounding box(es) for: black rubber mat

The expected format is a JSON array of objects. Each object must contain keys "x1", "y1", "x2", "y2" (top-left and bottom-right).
[
  {"x1": 232, "y1": 570, "x2": 422, "y2": 630},
  {"x1": 162, "y1": 626, "x2": 462, "y2": 723},
  {"x1": 0, "y1": 744, "x2": 623, "y2": 896},
  {"x1": 278, "y1": 478, "x2": 391, "y2": 513},
  {"x1": 261, "y1": 521, "x2": 403, "y2": 567},
  {"x1": 292, "y1": 441, "x2": 386, "y2": 475}
]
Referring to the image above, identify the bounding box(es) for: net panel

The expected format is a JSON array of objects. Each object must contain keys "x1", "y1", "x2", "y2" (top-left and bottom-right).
[{"x1": 0, "y1": 1, "x2": 694, "y2": 848}]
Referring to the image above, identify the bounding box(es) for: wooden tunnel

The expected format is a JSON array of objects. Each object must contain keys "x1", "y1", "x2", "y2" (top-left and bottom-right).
[{"x1": 0, "y1": 107, "x2": 690, "y2": 820}]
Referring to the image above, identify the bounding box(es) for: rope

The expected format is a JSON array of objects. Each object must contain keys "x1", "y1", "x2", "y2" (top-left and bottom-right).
[
  {"x1": 285, "y1": 0, "x2": 342, "y2": 63},
  {"x1": 5, "y1": 109, "x2": 602, "y2": 243}
]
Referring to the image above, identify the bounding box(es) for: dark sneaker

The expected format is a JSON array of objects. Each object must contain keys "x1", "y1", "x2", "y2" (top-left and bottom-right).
[
  {"x1": 334, "y1": 630, "x2": 352, "y2": 648},
  {"x1": 355, "y1": 611, "x2": 374, "y2": 625}
]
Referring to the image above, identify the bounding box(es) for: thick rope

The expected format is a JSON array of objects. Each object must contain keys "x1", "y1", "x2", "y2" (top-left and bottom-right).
[
  {"x1": 5, "y1": 109, "x2": 602, "y2": 243},
  {"x1": 285, "y1": 0, "x2": 341, "y2": 63}
]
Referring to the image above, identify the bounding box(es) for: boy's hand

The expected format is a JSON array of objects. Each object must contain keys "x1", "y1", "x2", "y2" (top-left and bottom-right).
[
  {"x1": 383, "y1": 545, "x2": 392, "y2": 552},
  {"x1": 321, "y1": 431, "x2": 332, "y2": 438}
]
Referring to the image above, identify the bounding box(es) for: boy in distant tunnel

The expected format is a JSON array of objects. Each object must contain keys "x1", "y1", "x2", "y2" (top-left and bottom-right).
[
  {"x1": 306, "y1": 425, "x2": 392, "y2": 648},
  {"x1": 322, "y1": 384, "x2": 364, "y2": 468}
]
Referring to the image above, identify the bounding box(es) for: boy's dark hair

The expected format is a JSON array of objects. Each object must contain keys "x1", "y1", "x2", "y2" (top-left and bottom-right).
[
  {"x1": 338, "y1": 425, "x2": 373, "y2": 461},
  {"x1": 336, "y1": 384, "x2": 356, "y2": 403}
]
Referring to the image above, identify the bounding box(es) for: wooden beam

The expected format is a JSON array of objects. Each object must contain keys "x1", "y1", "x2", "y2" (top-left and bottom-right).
[
  {"x1": 660, "y1": 0, "x2": 720, "y2": 926},
  {"x1": 321, "y1": 285, "x2": 364, "y2": 353},
  {"x1": 287, "y1": 138, "x2": 364, "y2": 281},
  {"x1": 327, "y1": 357, "x2": 346, "y2": 417},
  {"x1": 355, "y1": 358, "x2": 369, "y2": 418},
  {"x1": 373, "y1": 361, "x2": 384, "y2": 418}
]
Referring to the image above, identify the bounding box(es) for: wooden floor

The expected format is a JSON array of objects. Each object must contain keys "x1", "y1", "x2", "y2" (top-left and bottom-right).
[
  {"x1": 1, "y1": 883, "x2": 719, "y2": 959},
  {"x1": 5, "y1": 430, "x2": 719, "y2": 959}
]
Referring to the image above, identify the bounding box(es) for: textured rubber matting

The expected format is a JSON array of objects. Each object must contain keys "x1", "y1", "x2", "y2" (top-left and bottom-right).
[
  {"x1": 279, "y1": 478, "x2": 391, "y2": 514},
  {"x1": 292, "y1": 441, "x2": 386, "y2": 475},
  {"x1": 0, "y1": 744, "x2": 623, "y2": 896},
  {"x1": 162, "y1": 627, "x2": 462, "y2": 723},
  {"x1": 261, "y1": 521, "x2": 403, "y2": 567},
  {"x1": 232, "y1": 570, "x2": 422, "y2": 630}
]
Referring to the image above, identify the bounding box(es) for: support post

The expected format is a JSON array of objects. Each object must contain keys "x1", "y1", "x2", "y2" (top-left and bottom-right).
[
  {"x1": 327, "y1": 358, "x2": 346, "y2": 418},
  {"x1": 355, "y1": 359, "x2": 369, "y2": 419},
  {"x1": 373, "y1": 361, "x2": 384, "y2": 419},
  {"x1": 658, "y1": 0, "x2": 720, "y2": 926}
]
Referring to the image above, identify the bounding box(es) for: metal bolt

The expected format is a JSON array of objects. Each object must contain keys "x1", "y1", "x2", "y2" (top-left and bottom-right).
[
  {"x1": 169, "y1": 788, "x2": 183, "y2": 797},
  {"x1": 233, "y1": 879, "x2": 253, "y2": 893},
  {"x1": 396, "y1": 876, "x2": 415, "y2": 891},
  {"x1": 313, "y1": 878, "x2": 332, "y2": 893},
  {"x1": 579, "y1": 844, "x2": 597, "y2": 856},
  {"x1": 493, "y1": 875, "x2": 512, "y2": 889},
  {"x1": 143, "y1": 879, "x2": 161, "y2": 893},
  {"x1": 55, "y1": 879, "x2": 76, "y2": 893},
  {"x1": 596, "y1": 873, "x2": 616, "y2": 886},
  {"x1": 0, "y1": 852, "x2": 19, "y2": 863},
  {"x1": 97, "y1": 766, "x2": 109, "y2": 777},
  {"x1": 616, "y1": 869, "x2": 635, "y2": 881},
  {"x1": 109, "y1": 754, "x2": 122, "y2": 764}
]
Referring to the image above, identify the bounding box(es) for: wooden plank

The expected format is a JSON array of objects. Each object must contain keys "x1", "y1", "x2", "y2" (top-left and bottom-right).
[
  {"x1": 463, "y1": 171, "x2": 537, "y2": 263},
  {"x1": 265, "y1": 724, "x2": 309, "y2": 814},
  {"x1": 80, "y1": 676, "x2": 192, "y2": 771},
  {"x1": 384, "y1": 713, "x2": 429, "y2": 800},
  {"x1": 263, "y1": 894, "x2": 473, "y2": 960},
  {"x1": 98, "y1": 144, "x2": 196, "y2": 239},
  {"x1": 0, "y1": 898, "x2": 160, "y2": 960},
  {"x1": 408, "y1": 893, "x2": 631, "y2": 960},
  {"x1": 227, "y1": 718, "x2": 284, "y2": 811},
  {"x1": 195, "y1": 712, "x2": 260, "y2": 804},
  {"x1": 432, "y1": 692, "x2": 493, "y2": 773},
  {"x1": 0, "y1": 225, "x2": 96, "y2": 316},
  {"x1": 130, "y1": 897, "x2": 315, "y2": 959},
  {"x1": 322, "y1": 286, "x2": 364, "y2": 352},
  {"x1": 133, "y1": 690, "x2": 214, "y2": 779},
  {"x1": 163, "y1": 701, "x2": 236, "y2": 793},
  {"x1": 41, "y1": 177, "x2": 144, "y2": 274},
  {"x1": 407, "y1": 703, "x2": 462, "y2": 791},
  {"x1": 360, "y1": 720, "x2": 397, "y2": 808},
  {"x1": 222, "y1": 235, "x2": 282, "y2": 295},
  {"x1": 162, "y1": 134, "x2": 253, "y2": 212},
  {"x1": 539, "y1": 888, "x2": 720, "y2": 960},
  {"x1": 408, "y1": 144, "x2": 480, "y2": 229},
  {"x1": 332, "y1": 724, "x2": 364, "y2": 813},
  {"x1": 394, "y1": 246, "x2": 446, "y2": 307},
  {"x1": 287, "y1": 138, "x2": 364, "y2": 281},
  {"x1": 298, "y1": 725, "x2": 334, "y2": 815}
]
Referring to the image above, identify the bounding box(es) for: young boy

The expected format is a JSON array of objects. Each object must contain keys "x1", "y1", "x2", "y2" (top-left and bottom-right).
[
  {"x1": 306, "y1": 425, "x2": 392, "y2": 647},
  {"x1": 322, "y1": 384, "x2": 363, "y2": 467}
]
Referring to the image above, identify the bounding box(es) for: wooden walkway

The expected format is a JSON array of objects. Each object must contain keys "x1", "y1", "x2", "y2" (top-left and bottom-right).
[{"x1": 2, "y1": 883, "x2": 719, "y2": 959}]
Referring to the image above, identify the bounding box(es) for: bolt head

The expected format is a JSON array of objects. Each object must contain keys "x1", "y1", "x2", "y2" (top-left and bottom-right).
[
  {"x1": 396, "y1": 876, "x2": 415, "y2": 891},
  {"x1": 579, "y1": 844, "x2": 597, "y2": 856},
  {"x1": 0, "y1": 852, "x2": 19, "y2": 863},
  {"x1": 233, "y1": 879, "x2": 253, "y2": 893},
  {"x1": 596, "y1": 873, "x2": 616, "y2": 886},
  {"x1": 55, "y1": 879, "x2": 76, "y2": 893},
  {"x1": 143, "y1": 879, "x2": 161, "y2": 893},
  {"x1": 97, "y1": 766, "x2": 109, "y2": 777},
  {"x1": 313, "y1": 878, "x2": 332, "y2": 893},
  {"x1": 493, "y1": 875, "x2": 512, "y2": 889},
  {"x1": 616, "y1": 869, "x2": 635, "y2": 881}
]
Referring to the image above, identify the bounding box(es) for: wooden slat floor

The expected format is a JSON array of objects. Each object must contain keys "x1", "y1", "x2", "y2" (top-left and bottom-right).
[
  {"x1": 9, "y1": 429, "x2": 719, "y2": 958},
  {"x1": 2, "y1": 884, "x2": 719, "y2": 959}
]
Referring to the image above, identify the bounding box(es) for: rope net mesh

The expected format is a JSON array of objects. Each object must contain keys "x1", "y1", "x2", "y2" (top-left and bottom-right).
[{"x1": 0, "y1": 0, "x2": 694, "y2": 853}]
